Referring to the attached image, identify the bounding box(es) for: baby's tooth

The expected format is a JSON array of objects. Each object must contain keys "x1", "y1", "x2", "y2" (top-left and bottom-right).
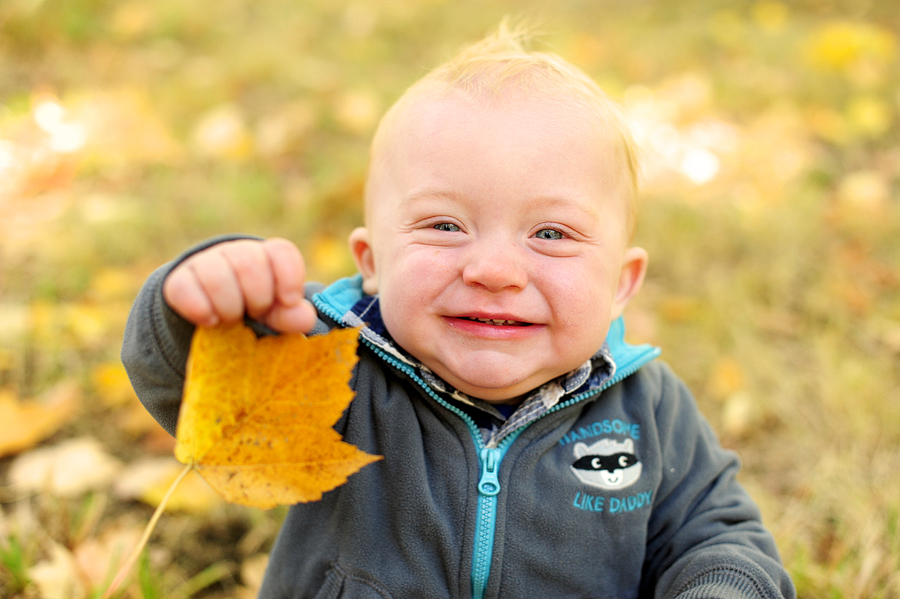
[{"x1": 470, "y1": 317, "x2": 519, "y2": 325}]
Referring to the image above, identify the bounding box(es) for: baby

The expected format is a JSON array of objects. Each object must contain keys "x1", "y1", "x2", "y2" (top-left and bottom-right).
[{"x1": 123, "y1": 26, "x2": 795, "y2": 599}]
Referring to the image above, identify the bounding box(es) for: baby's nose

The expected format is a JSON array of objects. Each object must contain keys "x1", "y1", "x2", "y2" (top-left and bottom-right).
[{"x1": 461, "y1": 243, "x2": 527, "y2": 292}]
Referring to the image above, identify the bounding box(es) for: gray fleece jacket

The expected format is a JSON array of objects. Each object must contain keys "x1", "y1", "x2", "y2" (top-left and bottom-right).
[{"x1": 121, "y1": 238, "x2": 795, "y2": 599}]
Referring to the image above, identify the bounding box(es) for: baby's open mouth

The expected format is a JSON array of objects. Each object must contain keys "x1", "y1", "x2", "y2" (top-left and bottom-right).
[{"x1": 459, "y1": 317, "x2": 532, "y2": 327}]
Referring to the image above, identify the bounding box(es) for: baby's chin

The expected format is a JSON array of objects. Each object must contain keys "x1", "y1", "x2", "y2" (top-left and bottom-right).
[{"x1": 435, "y1": 367, "x2": 557, "y2": 404}]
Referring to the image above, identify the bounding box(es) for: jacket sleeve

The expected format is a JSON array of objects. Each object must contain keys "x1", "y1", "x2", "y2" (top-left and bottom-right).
[
  {"x1": 120, "y1": 234, "x2": 262, "y2": 436},
  {"x1": 641, "y1": 363, "x2": 795, "y2": 599}
]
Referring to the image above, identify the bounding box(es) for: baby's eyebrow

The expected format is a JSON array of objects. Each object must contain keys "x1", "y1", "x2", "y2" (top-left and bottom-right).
[
  {"x1": 526, "y1": 194, "x2": 604, "y2": 220},
  {"x1": 399, "y1": 189, "x2": 464, "y2": 205}
]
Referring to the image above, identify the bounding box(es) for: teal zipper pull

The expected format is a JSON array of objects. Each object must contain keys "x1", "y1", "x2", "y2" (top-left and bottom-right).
[{"x1": 478, "y1": 448, "x2": 501, "y2": 496}]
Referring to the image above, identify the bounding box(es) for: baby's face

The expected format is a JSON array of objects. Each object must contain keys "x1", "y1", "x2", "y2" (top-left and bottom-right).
[{"x1": 351, "y1": 93, "x2": 646, "y2": 403}]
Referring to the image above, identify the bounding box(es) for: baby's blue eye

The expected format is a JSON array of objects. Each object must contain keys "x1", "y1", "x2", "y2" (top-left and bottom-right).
[
  {"x1": 433, "y1": 223, "x2": 460, "y2": 232},
  {"x1": 534, "y1": 229, "x2": 565, "y2": 240}
]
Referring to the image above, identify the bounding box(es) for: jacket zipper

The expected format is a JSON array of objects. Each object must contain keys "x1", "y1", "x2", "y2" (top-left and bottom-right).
[
  {"x1": 352, "y1": 337, "x2": 507, "y2": 599},
  {"x1": 472, "y1": 447, "x2": 500, "y2": 599},
  {"x1": 312, "y1": 295, "x2": 658, "y2": 599}
]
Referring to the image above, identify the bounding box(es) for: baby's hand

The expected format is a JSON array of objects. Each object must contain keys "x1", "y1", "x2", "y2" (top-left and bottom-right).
[{"x1": 162, "y1": 238, "x2": 317, "y2": 334}]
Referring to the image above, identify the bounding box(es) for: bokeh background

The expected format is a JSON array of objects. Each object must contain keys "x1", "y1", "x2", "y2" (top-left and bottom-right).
[{"x1": 1, "y1": 0, "x2": 899, "y2": 597}]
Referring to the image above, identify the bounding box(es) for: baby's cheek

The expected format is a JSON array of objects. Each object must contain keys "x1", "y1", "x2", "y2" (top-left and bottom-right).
[{"x1": 555, "y1": 299, "x2": 612, "y2": 354}]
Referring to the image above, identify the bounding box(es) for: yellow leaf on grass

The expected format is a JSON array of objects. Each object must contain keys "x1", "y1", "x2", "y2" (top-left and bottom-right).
[
  {"x1": 708, "y1": 356, "x2": 745, "y2": 400},
  {"x1": 191, "y1": 104, "x2": 253, "y2": 160},
  {"x1": 175, "y1": 323, "x2": 380, "y2": 508},
  {"x1": 0, "y1": 382, "x2": 80, "y2": 458},
  {"x1": 91, "y1": 362, "x2": 137, "y2": 407},
  {"x1": 9, "y1": 437, "x2": 123, "y2": 497}
]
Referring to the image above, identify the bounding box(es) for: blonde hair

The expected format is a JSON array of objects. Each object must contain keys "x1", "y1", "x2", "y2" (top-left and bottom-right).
[{"x1": 366, "y1": 22, "x2": 640, "y2": 236}]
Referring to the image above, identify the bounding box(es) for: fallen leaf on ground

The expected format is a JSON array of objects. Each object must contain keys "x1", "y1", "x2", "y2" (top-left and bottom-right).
[
  {"x1": 191, "y1": 103, "x2": 252, "y2": 160},
  {"x1": 28, "y1": 540, "x2": 85, "y2": 599},
  {"x1": 0, "y1": 303, "x2": 30, "y2": 345},
  {"x1": 722, "y1": 392, "x2": 759, "y2": 439},
  {"x1": 91, "y1": 361, "x2": 138, "y2": 407},
  {"x1": 9, "y1": 437, "x2": 123, "y2": 497},
  {"x1": 0, "y1": 381, "x2": 80, "y2": 458},
  {"x1": 175, "y1": 323, "x2": 380, "y2": 508},
  {"x1": 117, "y1": 399, "x2": 176, "y2": 451},
  {"x1": 140, "y1": 426, "x2": 178, "y2": 454},
  {"x1": 72, "y1": 522, "x2": 143, "y2": 590},
  {"x1": 707, "y1": 356, "x2": 746, "y2": 400},
  {"x1": 114, "y1": 457, "x2": 223, "y2": 513}
]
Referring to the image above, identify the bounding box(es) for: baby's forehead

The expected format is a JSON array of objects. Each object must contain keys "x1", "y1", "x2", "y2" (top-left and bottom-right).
[{"x1": 384, "y1": 89, "x2": 616, "y2": 158}]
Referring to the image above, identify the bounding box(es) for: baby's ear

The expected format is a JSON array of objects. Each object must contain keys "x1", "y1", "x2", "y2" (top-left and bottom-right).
[
  {"x1": 348, "y1": 227, "x2": 378, "y2": 295},
  {"x1": 611, "y1": 246, "x2": 648, "y2": 320}
]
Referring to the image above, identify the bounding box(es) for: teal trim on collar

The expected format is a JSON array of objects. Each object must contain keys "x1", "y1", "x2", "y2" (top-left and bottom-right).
[
  {"x1": 605, "y1": 316, "x2": 661, "y2": 374},
  {"x1": 314, "y1": 274, "x2": 365, "y2": 318}
]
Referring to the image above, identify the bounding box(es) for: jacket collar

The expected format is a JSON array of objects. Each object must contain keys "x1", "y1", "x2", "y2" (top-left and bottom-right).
[{"x1": 313, "y1": 274, "x2": 659, "y2": 415}]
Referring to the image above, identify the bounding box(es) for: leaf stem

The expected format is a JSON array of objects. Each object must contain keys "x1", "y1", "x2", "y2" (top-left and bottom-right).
[{"x1": 101, "y1": 461, "x2": 195, "y2": 599}]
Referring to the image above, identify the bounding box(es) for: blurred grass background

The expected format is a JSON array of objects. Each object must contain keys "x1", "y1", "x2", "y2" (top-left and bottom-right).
[{"x1": 1, "y1": 0, "x2": 899, "y2": 597}]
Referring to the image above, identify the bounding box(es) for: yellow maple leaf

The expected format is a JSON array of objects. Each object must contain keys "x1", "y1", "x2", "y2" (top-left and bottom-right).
[
  {"x1": 175, "y1": 322, "x2": 379, "y2": 508},
  {"x1": 102, "y1": 323, "x2": 379, "y2": 599}
]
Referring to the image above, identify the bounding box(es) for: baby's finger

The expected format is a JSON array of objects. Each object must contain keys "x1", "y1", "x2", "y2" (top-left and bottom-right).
[
  {"x1": 220, "y1": 241, "x2": 276, "y2": 320},
  {"x1": 190, "y1": 250, "x2": 246, "y2": 324},
  {"x1": 163, "y1": 265, "x2": 219, "y2": 326},
  {"x1": 264, "y1": 238, "x2": 305, "y2": 306},
  {"x1": 262, "y1": 299, "x2": 318, "y2": 335}
]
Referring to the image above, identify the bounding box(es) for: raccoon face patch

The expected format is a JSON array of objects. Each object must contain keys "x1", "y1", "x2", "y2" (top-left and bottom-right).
[{"x1": 570, "y1": 438, "x2": 642, "y2": 490}]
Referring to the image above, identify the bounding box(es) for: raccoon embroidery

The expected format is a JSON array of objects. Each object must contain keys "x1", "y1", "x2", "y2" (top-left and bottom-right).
[{"x1": 570, "y1": 438, "x2": 642, "y2": 490}]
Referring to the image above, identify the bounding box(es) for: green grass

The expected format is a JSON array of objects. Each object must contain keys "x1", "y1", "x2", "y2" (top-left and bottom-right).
[{"x1": 0, "y1": 535, "x2": 31, "y2": 595}]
